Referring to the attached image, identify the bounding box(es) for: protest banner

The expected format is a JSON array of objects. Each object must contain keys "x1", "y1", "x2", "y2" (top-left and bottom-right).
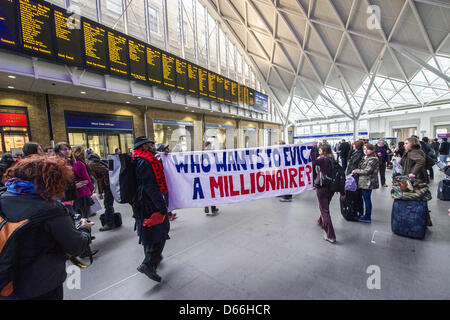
[{"x1": 162, "y1": 143, "x2": 314, "y2": 211}]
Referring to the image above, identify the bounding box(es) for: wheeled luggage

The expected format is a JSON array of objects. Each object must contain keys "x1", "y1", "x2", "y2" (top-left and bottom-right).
[
  {"x1": 391, "y1": 200, "x2": 427, "y2": 239},
  {"x1": 100, "y1": 212, "x2": 122, "y2": 228},
  {"x1": 437, "y1": 180, "x2": 450, "y2": 201},
  {"x1": 340, "y1": 190, "x2": 361, "y2": 221}
]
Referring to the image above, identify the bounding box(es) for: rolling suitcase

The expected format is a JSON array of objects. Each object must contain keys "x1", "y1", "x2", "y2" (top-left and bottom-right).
[
  {"x1": 100, "y1": 212, "x2": 122, "y2": 228},
  {"x1": 437, "y1": 180, "x2": 450, "y2": 201},
  {"x1": 340, "y1": 190, "x2": 361, "y2": 221},
  {"x1": 391, "y1": 200, "x2": 427, "y2": 239}
]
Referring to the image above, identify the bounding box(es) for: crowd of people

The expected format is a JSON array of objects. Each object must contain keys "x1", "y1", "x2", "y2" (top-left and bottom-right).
[{"x1": 0, "y1": 133, "x2": 448, "y2": 300}]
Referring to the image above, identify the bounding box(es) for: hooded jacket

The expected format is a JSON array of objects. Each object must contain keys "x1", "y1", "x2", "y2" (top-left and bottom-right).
[{"x1": 400, "y1": 147, "x2": 429, "y2": 183}]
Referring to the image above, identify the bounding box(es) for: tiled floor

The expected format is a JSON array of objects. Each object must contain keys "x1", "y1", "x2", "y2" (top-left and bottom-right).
[{"x1": 65, "y1": 170, "x2": 450, "y2": 300}]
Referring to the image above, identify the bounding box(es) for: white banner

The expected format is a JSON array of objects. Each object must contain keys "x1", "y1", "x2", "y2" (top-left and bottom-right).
[{"x1": 162, "y1": 143, "x2": 314, "y2": 211}]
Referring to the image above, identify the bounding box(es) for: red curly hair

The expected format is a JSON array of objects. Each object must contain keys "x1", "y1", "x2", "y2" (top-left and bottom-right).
[{"x1": 3, "y1": 155, "x2": 74, "y2": 202}]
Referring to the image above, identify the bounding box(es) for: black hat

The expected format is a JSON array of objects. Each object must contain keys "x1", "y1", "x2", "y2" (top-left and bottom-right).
[
  {"x1": 134, "y1": 136, "x2": 154, "y2": 149},
  {"x1": 157, "y1": 144, "x2": 169, "y2": 152}
]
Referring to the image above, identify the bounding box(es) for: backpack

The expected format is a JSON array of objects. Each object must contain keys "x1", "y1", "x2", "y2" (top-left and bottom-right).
[
  {"x1": 108, "y1": 154, "x2": 137, "y2": 204},
  {"x1": 323, "y1": 158, "x2": 346, "y2": 193}
]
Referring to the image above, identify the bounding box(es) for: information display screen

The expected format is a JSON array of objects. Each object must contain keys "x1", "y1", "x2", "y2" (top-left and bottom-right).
[
  {"x1": 216, "y1": 75, "x2": 224, "y2": 102},
  {"x1": 254, "y1": 91, "x2": 268, "y2": 113},
  {"x1": 175, "y1": 58, "x2": 187, "y2": 91},
  {"x1": 187, "y1": 63, "x2": 198, "y2": 95},
  {"x1": 248, "y1": 88, "x2": 255, "y2": 107},
  {"x1": 162, "y1": 52, "x2": 176, "y2": 88},
  {"x1": 83, "y1": 19, "x2": 107, "y2": 71},
  {"x1": 0, "y1": 0, "x2": 19, "y2": 48},
  {"x1": 243, "y1": 86, "x2": 249, "y2": 107},
  {"x1": 19, "y1": 0, "x2": 54, "y2": 57},
  {"x1": 223, "y1": 78, "x2": 231, "y2": 103},
  {"x1": 128, "y1": 38, "x2": 146, "y2": 82},
  {"x1": 208, "y1": 72, "x2": 216, "y2": 99},
  {"x1": 54, "y1": 7, "x2": 82, "y2": 65},
  {"x1": 198, "y1": 67, "x2": 208, "y2": 97},
  {"x1": 107, "y1": 29, "x2": 128, "y2": 77},
  {"x1": 230, "y1": 81, "x2": 238, "y2": 105},
  {"x1": 146, "y1": 45, "x2": 162, "y2": 85},
  {"x1": 237, "y1": 84, "x2": 244, "y2": 107}
]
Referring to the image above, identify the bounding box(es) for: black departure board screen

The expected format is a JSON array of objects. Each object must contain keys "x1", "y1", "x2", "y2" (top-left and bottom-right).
[
  {"x1": 54, "y1": 7, "x2": 82, "y2": 65},
  {"x1": 208, "y1": 72, "x2": 216, "y2": 99},
  {"x1": 176, "y1": 58, "x2": 187, "y2": 91},
  {"x1": 243, "y1": 86, "x2": 249, "y2": 107},
  {"x1": 230, "y1": 81, "x2": 238, "y2": 105},
  {"x1": 223, "y1": 78, "x2": 231, "y2": 103},
  {"x1": 187, "y1": 63, "x2": 198, "y2": 95},
  {"x1": 237, "y1": 84, "x2": 244, "y2": 107},
  {"x1": 83, "y1": 19, "x2": 107, "y2": 71},
  {"x1": 162, "y1": 52, "x2": 176, "y2": 88},
  {"x1": 147, "y1": 46, "x2": 162, "y2": 85},
  {"x1": 128, "y1": 39, "x2": 146, "y2": 82},
  {"x1": 216, "y1": 75, "x2": 224, "y2": 102},
  {"x1": 198, "y1": 67, "x2": 208, "y2": 97},
  {"x1": 19, "y1": 0, "x2": 53, "y2": 57},
  {"x1": 107, "y1": 29, "x2": 128, "y2": 77},
  {"x1": 0, "y1": 0, "x2": 18, "y2": 48}
]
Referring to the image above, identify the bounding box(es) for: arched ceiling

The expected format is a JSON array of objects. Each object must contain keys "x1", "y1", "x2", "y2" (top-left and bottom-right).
[{"x1": 204, "y1": 0, "x2": 450, "y2": 124}]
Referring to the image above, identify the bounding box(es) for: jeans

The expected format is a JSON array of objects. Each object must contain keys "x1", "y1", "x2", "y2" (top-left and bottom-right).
[
  {"x1": 361, "y1": 189, "x2": 372, "y2": 219},
  {"x1": 379, "y1": 162, "x2": 386, "y2": 185},
  {"x1": 440, "y1": 154, "x2": 448, "y2": 164},
  {"x1": 341, "y1": 157, "x2": 348, "y2": 171},
  {"x1": 143, "y1": 240, "x2": 166, "y2": 268}
]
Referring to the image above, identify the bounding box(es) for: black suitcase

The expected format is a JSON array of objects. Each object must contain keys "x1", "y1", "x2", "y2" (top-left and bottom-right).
[
  {"x1": 437, "y1": 180, "x2": 450, "y2": 201},
  {"x1": 100, "y1": 212, "x2": 122, "y2": 227},
  {"x1": 340, "y1": 190, "x2": 361, "y2": 221}
]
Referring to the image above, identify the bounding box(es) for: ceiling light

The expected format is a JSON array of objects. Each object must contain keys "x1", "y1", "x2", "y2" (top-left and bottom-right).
[
  {"x1": 80, "y1": 91, "x2": 86, "y2": 94},
  {"x1": 7, "y1": 86, "x2": 14, "y2": 89},
  {"x1": 126, "y1": 101, "x2": 130, "y2": 104},
  {"x1": 137, "y1": 96, "x2": 142, "y2": 99},
  {"x1": 8, "y1": 75, "x2": 16, "y2": 79}
]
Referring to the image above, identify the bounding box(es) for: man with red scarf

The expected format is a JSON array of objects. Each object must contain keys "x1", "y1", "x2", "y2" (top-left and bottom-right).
[{"x1": 131, "y1": 136, "x2": 170, "y2": 283}]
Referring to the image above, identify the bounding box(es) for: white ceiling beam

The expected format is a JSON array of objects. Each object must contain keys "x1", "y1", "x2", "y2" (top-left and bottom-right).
[
  {"x1": 357, "y1": 59, "x2": 382, "y2": 119},
  {"x1": 413, "y1": 0, "x2": 450, "y2": 9}
]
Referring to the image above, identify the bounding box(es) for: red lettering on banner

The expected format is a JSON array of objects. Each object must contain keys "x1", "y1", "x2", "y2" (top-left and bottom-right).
[
  {"x1": 224, "y1": 174, "x2": 229, "y2": 197},
  {"x1": 288, "y1": 168, "x2": 298, "y2": 188},
  {"x1": 265, "y1": 170, "x2": 276, "y2": 191},
  {"x1": 250, "y1": 172, "x2": 256, "y2": 194},
  {"x1": 229, "y1": 176, "x2": 240, "y2": 196},
  {"x1": 240, "y1": 174, "x2": 250, "y2": 195},
  {"x1": 283, "y1": 169, "x2": 288, "y2": 189},
  {"x1": 298, "y1": 166, "x2": 306, "y2": 187},
  {"x1": 276, "y1": 170, "x2": 283, "y2": 190},
  {"x1": 210, "y1": 176, "x2": 224, "y2": 198},
  {"x1": 256, "y1": 172, "x2": 265, "y2": 193},
  {"x1": 305, "y1": 164, "x2": 312, "y2": 185}
]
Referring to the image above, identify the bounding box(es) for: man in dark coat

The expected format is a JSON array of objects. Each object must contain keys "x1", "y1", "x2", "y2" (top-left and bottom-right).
[
  {"x1": 375, "y1": 140, "x2": 388, "y2": 187},
  {"x1": 131, "y1": 136, "x2": 170, "y2": 283},
  {"x1": 338, "y1": 139, "x2": 351, "y2": 171}
]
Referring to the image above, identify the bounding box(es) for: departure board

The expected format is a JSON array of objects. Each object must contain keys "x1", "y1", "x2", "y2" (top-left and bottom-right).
[
  {"x1": 54, "y1": 7, "x2": 82, "y2": 65},
  {"x1": 128, "y1": 39, "x2": 146, "y2": 82},
  {"x1": 187, "y1": 63, "x2": 198, "y2": 95},
  {"x1": 108, "y1": 29, "x2": 128, "y2": 77},
  {"x1": 223, "y1": 78, "x2": 231, "y2": 103},
  {"x1": 0, "y1": 0, "x2": 19, "y2": 48},
  {"x1": 216, "y1": 75, "x2": 224, "y2": 102},
  {"x1": 248, "y1": 88, "x2": 255, "y2": 106},
  {"x1": 198, "y1": 67, "x2": 208, "y2": 97},
  {"x1": 230, "y1": 81, "x2": 238, "y2": 105},
  {"x1": 83, "y1": 19, "x2": 107, "y2": 71},
  {"x1": 147, "y1": 46, "x2": 162, "y2": 85},
  {"x1": 208, "y1": 72, "x2": 216, "y2": 99},
  {"x1": 162, "y1": 52, "x2": 176, "y2": 88},
  {"x1": 237, "y1": 84, "x2": 244, "y2": 107},
  {"x1": 175, "y1": 58, "x2": 187, "y2": 91},
  {"x1": 19, "y1": 0, "x2": 53, "y2": 57}
]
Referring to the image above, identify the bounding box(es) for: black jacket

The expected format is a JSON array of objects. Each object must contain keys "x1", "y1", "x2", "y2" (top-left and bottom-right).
[
  {"x1": 131, "y1": 157, "x2": 170, "y2": 246},
  {"x1": 440, "y1": 141, "x2": 450, "y2": 155},
  {"x1": 0, "y1": 194, "x2": 90, "y2": 299},
  {"x1": 346, "y1": 149, "x2": 364, "y2": 176},
  {"x1": 339, "y1": 142, "x2": 351, "y2": 159}
]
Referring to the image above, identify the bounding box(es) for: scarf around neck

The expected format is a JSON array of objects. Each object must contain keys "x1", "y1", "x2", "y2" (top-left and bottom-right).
[
  {"x1": 5, "y1": 178, "x2": 37, "y2": 195},
  {"x1": 132, "y1": 148, "x2": 168, "y2": 194}
]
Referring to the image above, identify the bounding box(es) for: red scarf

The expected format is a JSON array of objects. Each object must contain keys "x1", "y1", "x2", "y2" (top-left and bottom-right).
[{"x1": 132, "y1": 148, "x2": 168, "y2": 194}]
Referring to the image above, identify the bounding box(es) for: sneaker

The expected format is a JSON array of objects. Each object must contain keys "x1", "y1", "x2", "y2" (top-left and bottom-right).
[
  {"x1": 323, "y1": 235, "x2": 336, "y2": 243},
  {"x1": 137, "y1": 264, "x2": 162, "y2": 282},
  {"x1": 204, "y1": 207, "x2": 209, "y2": 214},
  {"x1": 99, "y1": 224, "x2": 114, "y2": 232},
  {"x1": 358, "y1": 216, "x2": 371, "y2": 223}
]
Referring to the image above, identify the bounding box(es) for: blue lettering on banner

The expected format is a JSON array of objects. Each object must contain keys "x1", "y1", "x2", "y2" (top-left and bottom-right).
[
  {"x1": 201, "y1": 154, "x2": 211, "y2": 173},
  {"x1": 173, "y1": 154, "x2": 189, "y2": 173},
  {"x1": 192, "y1": 177, "x2": 204, "y2": 199}
]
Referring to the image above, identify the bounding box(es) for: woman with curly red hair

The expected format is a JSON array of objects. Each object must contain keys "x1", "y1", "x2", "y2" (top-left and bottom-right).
[{"x1": 0, "y1": 155, "x2": 91, "y2": 300}]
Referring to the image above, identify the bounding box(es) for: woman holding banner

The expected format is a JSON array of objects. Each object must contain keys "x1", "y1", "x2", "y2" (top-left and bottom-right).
[{"x1": 311, "y1": 142, "x2": 336, "y2": 243}]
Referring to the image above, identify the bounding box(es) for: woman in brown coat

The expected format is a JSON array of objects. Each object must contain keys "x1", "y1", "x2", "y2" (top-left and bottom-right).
[{"x1": 352, "y1": 143, "x2": 379, "y2": 223}]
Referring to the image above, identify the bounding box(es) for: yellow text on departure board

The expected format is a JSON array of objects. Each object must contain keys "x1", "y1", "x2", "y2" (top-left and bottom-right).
[{"x1": 20, "y1": 0, "x2": 52, "y2": 54}]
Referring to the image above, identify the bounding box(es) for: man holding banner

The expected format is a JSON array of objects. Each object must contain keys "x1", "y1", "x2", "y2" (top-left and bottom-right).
[{"x1": 161, "y1": 142, "x2": 314, "y2": 213}]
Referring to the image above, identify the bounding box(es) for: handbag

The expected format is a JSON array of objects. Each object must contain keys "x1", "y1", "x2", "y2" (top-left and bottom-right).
[
  {"x1": 89, "y1": 194, "x2": 103, "y2": 214},
  {"x1": 345, "y1": 174, "x2": 358, "y2": 192}
]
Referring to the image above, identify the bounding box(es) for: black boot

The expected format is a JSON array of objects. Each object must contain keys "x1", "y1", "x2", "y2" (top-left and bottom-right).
[{"x1": 137, "y1": 264, "x2": 161, "y2": 282}]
